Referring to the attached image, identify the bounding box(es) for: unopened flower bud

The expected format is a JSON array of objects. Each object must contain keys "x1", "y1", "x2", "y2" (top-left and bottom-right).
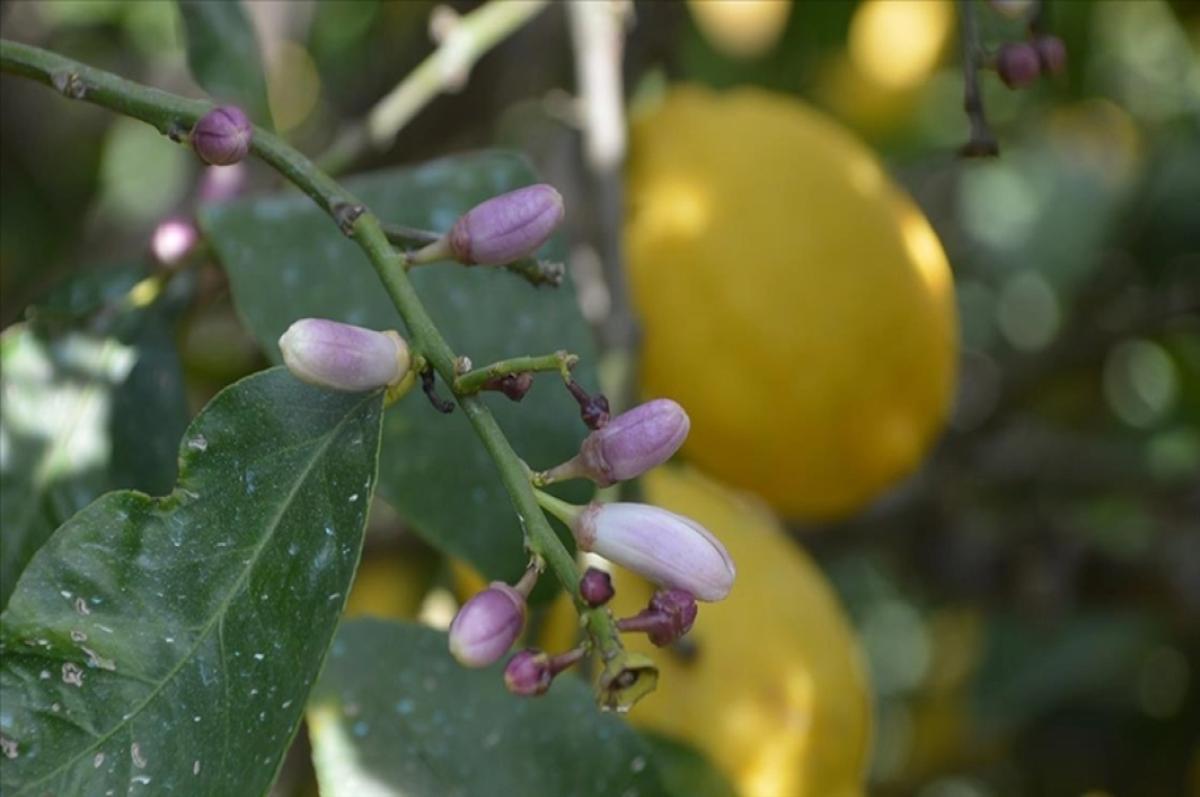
[
  {"x1": 995, "y1": 43, "x2": 1041, "y2": 88},
  {"x1": 579, "y1": 567, "x2": 615, "y2": 607},
  {"x1": 482, "y1": 372, "x2": 534, "y2": 402},
  {"x1": 1032, "y1": 34, "x2": 1067, "y2": 76},
  {"x1": 503, "y1": 647, "x2": 586, "y2": 697},
  {"x1": 543, "y1": 399, "x2": 689, "y2": 487},
  {"x1": 279, "y1": 319, "x2": 411, "y2": 392},
  {"x1": 573, "y1": 502, "x2": 735, "y2": 602},
  {"x1": 566, "y1": 380, "x2": 610, "y2": 430},
  {"x1": 446, "y1": 185, "x2": 564, "y2": 266},
  {"x1": 199, "y1": 163, "x2": 248, "y2": 203},
  {"x1": 617, "y1": 589, "x2": 698, "y2": 646},
  {"x1": 151, "y1": 216, "x2": 198, "y2": 267},
  {"x1": 449, "y1": 582, "x2": 527, "y2": 668},
  {"x1": 503, "y1": 649, "x2": 554, "y2": 696},
  {"x1": 191, "y1": 106, "x2": 253, "y2": 166}
]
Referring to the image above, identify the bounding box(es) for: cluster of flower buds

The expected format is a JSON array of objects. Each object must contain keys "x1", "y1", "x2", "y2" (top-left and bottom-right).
[
  {"x1": 540, "y1": 399, "x2": 689, "y2": 487},
  {"x1": 448, "y1": 566, "x2": 538, "y2": 668},
  {"x1": 409, "y1": 184, "x2": 564, "y2": 267},
  {"x1": 190, "y1": 105, "x2": 253, "y2": 166},
  {"x1": 278, "y1": 318, "x2": 412, "y2": 393},
  {"x1": 994, "y1": 35, "x2": 1067, "y2": 88}
]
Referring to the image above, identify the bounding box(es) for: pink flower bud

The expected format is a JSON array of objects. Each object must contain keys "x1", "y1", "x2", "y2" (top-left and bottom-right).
[
  {"x1": 447, "y1": 184, "x2": 564, "y2": 266},
  {"x1": 579, "y1": 567, "x2": 615, "y2": 607},
  {"x1": 448, "y1": 583, "x2": 527, "y2": 668},
  {"x1": 995, "y1": 43, "x2": 1041, "y2": 89},
  {"x1": 150, "y1": 216, "x2": 198, "y2": 267},
  {"x1": 572, "y1": 502, "x2": 735, "y2": 602},
  {"x1": 191, "y1": 106, "x2": 253, "y2": 166},
  {"x1": 198, "y1": 163, "x2": 248, "y2": 203},
  {"x1": 503, "y1": 649, "x2": 554, "y2": 696},
  {"x1": 278, "y1": 319, "x2": 411, "y2": 392},
  {"x1": 1032, "y1": 35, "x2": 1067, "y2": 76},
  {"x1": 544, "y1": 399, "x2": 689, "y2": 487}
]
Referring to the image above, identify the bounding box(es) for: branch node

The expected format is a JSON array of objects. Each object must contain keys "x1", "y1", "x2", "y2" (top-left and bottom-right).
[{"x1": 332, "y1": 202, "x2": 366, "y2": 237}]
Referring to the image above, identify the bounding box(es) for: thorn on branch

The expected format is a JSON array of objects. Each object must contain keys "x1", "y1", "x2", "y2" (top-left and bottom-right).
[
  {"x1": 332, "y1": 202, "x2": 366, "y2": 237},
  {"x1": 421, "y1": 366, "x2": 456, "y2": 414}
]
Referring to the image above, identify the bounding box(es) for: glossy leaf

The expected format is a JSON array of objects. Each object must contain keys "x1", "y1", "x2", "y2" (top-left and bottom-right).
[
  {"x1": 0, "y1": 368, "x2": 383, "y2": 795},
  {"x1": 0, "y1": 267, "x2": 189, "y2": 609},
  {"x1": 308, "y1": 619, "x2": 668, "y2": 797},
  {"x1": 198, "y1": 152, "x2": 597, "y2": 598},
  {"x1": 177, "y1": 0, "x2": 273, "y2": 128}
]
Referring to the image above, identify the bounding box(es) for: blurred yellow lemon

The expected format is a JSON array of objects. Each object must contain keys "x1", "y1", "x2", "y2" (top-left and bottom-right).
[
  {"x1": 344, "y1": 545, "x2": 437, "y2": 621},
  {"x1": 625, "y1": 85, "x2": 958, "y2": 519},
  {"x1": 612, "y1": 465, "x2": 872, "y2": 797},
  {"x1": 687, "y1": 0, "x2": 792, "y2": 60}
]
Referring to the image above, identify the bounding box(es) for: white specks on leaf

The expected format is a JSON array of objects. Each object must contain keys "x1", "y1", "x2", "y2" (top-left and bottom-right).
[
  {"x1": 62, "y1": 662, "x2": 84, "y2": 687},
  {"x1": 187, "y1": 435, "x2": 208, "y2": 452},
  {"x1": 74, "y1": 596, "x2": 90, "y2": 615},
  {"x1": 193, "y1": 759, "x2": 201, "y2": 775},
  {"x1": 253, "y1": 652, "x2": 265, "y2": 661},
  {"x1": 82, "y1": 645, "x2": 116, "y2": 671},
  {"x1": 131, "y1": 742, "x2": 147, "y2": 768},
  {"x1": 348, "y1": 493, "x2": 359, "y2": 503},
  {"x1": 93, "y1": 752, "x2": 105, "y2": 768},
  {"x1": 70, "y1": 629, "x2": 87, "y2": 642},
  {"x1": 1, "y1": 735, "x2": 17, "y2": 759}
]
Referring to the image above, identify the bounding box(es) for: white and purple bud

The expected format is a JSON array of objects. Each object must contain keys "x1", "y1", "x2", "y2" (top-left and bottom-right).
[
  {"x1": 411, "y1": 185, "x2": 564, "y2": 267},
  {"x1": 571, "y1": 501, "x2": 735, "y2": 602},
  {"x1": 278, "y1": 319, "x2": 411, "y2": 392},
  {"x1": 616, "y1": 589, "x2": 698, "y2": 647},
  {"x1": 190, "y1": 106, "x2": 253, "y2": 166},
  {"x1": 448, "y1": 582, "x2": 527, "y2": 668},
  {"x1": 541, "y1": 399, "x2": 689, "y2": 487}
]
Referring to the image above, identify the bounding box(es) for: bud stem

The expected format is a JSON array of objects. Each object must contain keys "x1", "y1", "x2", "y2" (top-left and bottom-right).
[
  {"x1": 532, "y1": 489, "x2": 583, "y2": 528},
  {"x1": 454, "y1": 350, "x2": 577, "y2": 395}
]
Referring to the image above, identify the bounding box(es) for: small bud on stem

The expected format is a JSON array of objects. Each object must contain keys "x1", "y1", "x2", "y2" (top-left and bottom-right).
[
  {"x1": 191, "y1": 106, "x2": 253, "y2": 166},
  {"x1": 616, "y1": 589, "x2": 698, "y2": 646},
  {"x1": 409, "y1": 184, "x2": 565, "y2": 267},
  {"x1": 279, "y1": 319, "x2": 411, "y2": 392},
  {"x1": 579, "y1": 567, "x2": 615, "y2": 607},
  {"x1": 503, "y1": 646, "x2": 586, "y2": 697},
  {"x1": 540, "y1": 399, "x2": 689, "y2": 486}
]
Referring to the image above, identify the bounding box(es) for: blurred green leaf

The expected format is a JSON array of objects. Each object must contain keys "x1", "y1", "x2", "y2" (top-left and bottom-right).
[
  {"x1": 198, "y1": 151, "x2": 597, "y2": 602},
  {"x1": 637, "y1": 731, "x2": 738, "y2": 797},
  {"x1": 0, "y1": 267, "x2": 189, "y2": 609},
  {"x1": 0, "y1": 368, "x2": 382, "y2": 795},
  {"x1": 308, "y1": 619, "x2": 668, "y2": 797},
  {"x1": 177, "y1": 0, "x2": 273, "y2": 128}
]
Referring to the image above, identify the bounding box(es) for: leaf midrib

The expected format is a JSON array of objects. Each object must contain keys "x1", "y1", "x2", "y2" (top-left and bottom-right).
[{"x1": 16, "y1": 390, "x2": 377, "y2": 794}]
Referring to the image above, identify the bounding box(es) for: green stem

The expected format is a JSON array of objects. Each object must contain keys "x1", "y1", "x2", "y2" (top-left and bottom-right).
[
  {"x1": 0, "y1": 35, "x2": 632, "y2": 695},
  {"x1": 455, "y1": 351, "x2": 577, "y2": 394}
]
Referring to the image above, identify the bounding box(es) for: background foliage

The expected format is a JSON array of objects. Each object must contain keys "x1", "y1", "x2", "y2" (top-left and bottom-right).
[{"x1": 1, "y1": 1, "x2": 1197, "y2": 796}]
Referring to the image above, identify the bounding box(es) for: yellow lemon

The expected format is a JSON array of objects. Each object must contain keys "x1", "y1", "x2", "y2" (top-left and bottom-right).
[
  {"x1": 687, "y1": 0, "x2": 792, "y2": 60},
  {"x1": 344, "y1": 545, "x2": 437, "y2": 621},
  {"x1": 625, "y1": 85, "x2": 958, "y2": 519},
  {"x1": 612, "y1": 465, "x2": 872, "y2": 797}
]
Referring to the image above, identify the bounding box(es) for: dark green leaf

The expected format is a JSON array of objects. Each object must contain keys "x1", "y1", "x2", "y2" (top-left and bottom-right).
[
  {"x1": 308, "y1": 619, "x2": 668, "y2": 797},
  {"x1": 0, "y1": 267, "x2": 189, "y2": 608},
  {"x1": 198, "y1": 151, "x2": 598, "y2": 599},
  {"x1": 0, "y1": 368, "x2": 383, "y2": 795},
  {"x1": 637, "y1": 731, "x2": 739, "y2": 797},
  {"x1": 177, "y1": 0, "x2": 273, "y2": 128}
]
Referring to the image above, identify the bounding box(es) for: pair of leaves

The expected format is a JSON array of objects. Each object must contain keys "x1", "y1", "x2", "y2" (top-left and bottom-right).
[
  {"x1": 0, "y1": 368, "x2": 384, "y2": 794},
  {"x1": 198, "y1": 151, "x2": 599, "y2": 598}
]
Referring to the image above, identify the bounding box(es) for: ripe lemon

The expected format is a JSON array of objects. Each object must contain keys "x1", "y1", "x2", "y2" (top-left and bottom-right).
[
  {"x1": 625, "y1": 85, "x2": 958, "y2": 519},
  {"x1": 686, "y1": 0, "x2": 792, "y2": 60},
  {"x1": 611, "y1": 465, "x2": 872, "y2": 797}
]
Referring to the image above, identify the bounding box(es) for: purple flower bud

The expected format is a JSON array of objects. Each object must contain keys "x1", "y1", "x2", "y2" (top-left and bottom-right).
[
  {"x1": 546, "y1": 399, "x2": 689, "y2": 487},
  {"x1": 191, "y1": 106, "x2": 253, "y2": 166},
  {"x1": 448, "y1": 582, "x2": 527, "y2": 668},
  {"x1": 279, "y1": 319, "x2": 411, "y2": 392},
  {"x1": 447, "y1": 184, "x2": 564, "y2": 266},
  {"x1": 150, "y1": 216, "x2": 198, "y2": 267},
  {"x1": 1032, "y1": 35, "x2": 1067, "y2": 76},
  {"x1": 573, "y1": 502, "x2": 735, "y2": 602},
  {"x1": 617, "y1": 589, "x2": 698, "y2": 647},
  {"x1": 579, "y1": 567, "x2": 615, "y2": 607},
  {"x1": 995, "y1": 43, "x2": 1041, "y2": 89},
  {"x1": 198, "y1": 163, "x2": 248, "y2": 203},
  {"x1": 503, "y1": 649, "x2": 554, "y2": 696}
]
